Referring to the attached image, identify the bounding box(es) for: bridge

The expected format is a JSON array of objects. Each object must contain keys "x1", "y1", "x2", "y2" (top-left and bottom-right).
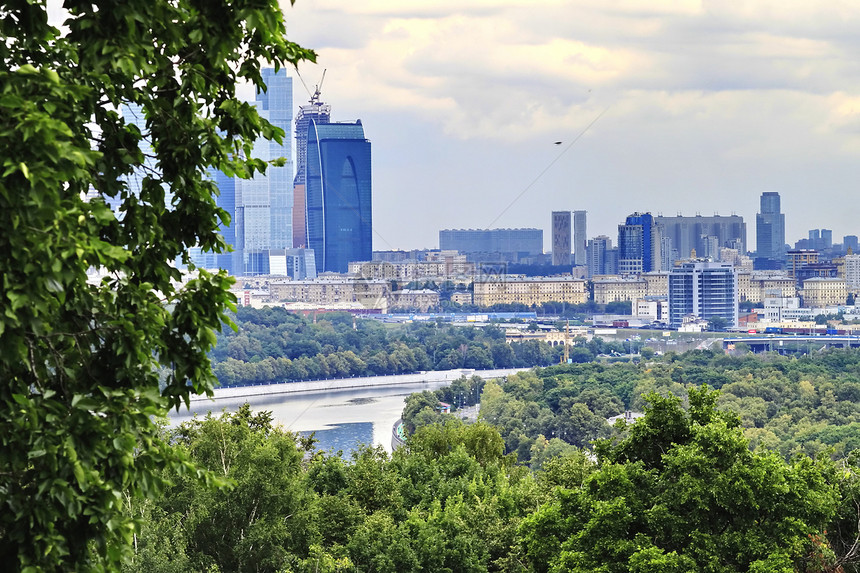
[{"x1": 723, "y1": 336, "x2": 860, "y2": 354}]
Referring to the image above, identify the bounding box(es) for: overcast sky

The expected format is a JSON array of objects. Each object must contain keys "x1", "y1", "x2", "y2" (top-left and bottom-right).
[{"x1": 291, "y1": 2, "x2": 860, "y2": 251}]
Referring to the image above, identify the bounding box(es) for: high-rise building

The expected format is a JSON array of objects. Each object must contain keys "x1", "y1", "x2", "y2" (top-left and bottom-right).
[
  {"x1": 821, "y1": 229, "x2": 833, "y2": 249},
  {"x1": 255, "y1": 68, "x2": 293, "y2": 252},
  {"x1": 439, "y1": 229, "x2": 543, "y2": 258},
  {"x1": 655, "y1": 214, "x2": 746, "y2": 260},
  {"x1": 306, "y1": 119, "x2": 372, "y2": 273},
  {"x1": 755, "y1": 192, "x2": 785, "y2": 266},
  {"x1": 669, "y1": 261, "x2": 738, "y2": 328},
  {"x1": 551, "y1": 211, "x2": 571, "y2": 266},
  {"x1": 586, "y1": 235, "x2": 612, "y2": 278},
  {"x1": 573, "y1": 210, "x2": 587, "y2": 266},
  {"x1": 292, "y1": 87, "x2": 331, "y2": 248},
  {"x1": 845, "y1": 235, "x2": 859, "y2": 254},
  {"x1": 618, "y1": 212, "x2": 661, "y2": 275}
]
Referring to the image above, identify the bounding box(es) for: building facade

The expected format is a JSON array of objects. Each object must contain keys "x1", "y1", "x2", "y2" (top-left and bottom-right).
[
  {"x1": 472, "y1": 276, "x2": 586, "y2": 307},
  {"x1": 669, "y1": 261, "x2": 738, "y2": 328},
  {"x1": 756, "y1": 191, "x2": 786, "y2": 266},
  {"x1": 551, "y1": 211, "x2": 571, "y2": 266},
  {"x1": 573, "y1": 210, "x2": 587, "y2": 266},
  {"x1": 306, "y1": 119, "x2": 372, "y2": 273},
  {"x1": 655, "y1": 214, "x2": 746, "y2": 260},
  {"x1": 801, "y1": 278, "x2": 847, "y2": 308},
  {"x1": 439, "y1": 228, "x2": 543, "y2": 258},
  {"x1": 592, "y1": 278, "x2": 648, "y2": 305},
  {"x1": 292, "y1": 89, "x2": 331, "y2": 248},
  {"x1": 618, "y1": 212, "x2": 661, "y2": 275}
]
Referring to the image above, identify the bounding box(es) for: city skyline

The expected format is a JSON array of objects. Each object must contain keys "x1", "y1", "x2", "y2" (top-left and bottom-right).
[{"x1": 281, "y1": 0, "x2": 860, "y2": 251}]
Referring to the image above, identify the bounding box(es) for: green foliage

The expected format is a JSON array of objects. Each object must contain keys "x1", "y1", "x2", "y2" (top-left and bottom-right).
[
  {"x1": 0, "y1": 1, "x2": 313, "y2": 569},
  {"x1": 209, "y1": 307, "x2": 563, "y2": 386},
  {"x1": 519, "y1": 387, "x2": 847, "y2": 572}
]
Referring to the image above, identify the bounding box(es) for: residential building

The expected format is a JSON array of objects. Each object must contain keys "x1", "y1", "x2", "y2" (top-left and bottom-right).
[
  {"x1": 843, "y1": 254, "x2": 860, "y2": 290},
  {"x1": 270, "y1": 277, "x2": 388, "y2": 310},
  {"x1": 643, "y1": 271, "x2": 670, "y2": 297},
  {"x1": 390, "y1": 289, "x2": 440, "y2": 312},
  {"x1": 586, "y1": 235, "x2": 613, "y2": 278},
  {"x1": 801, "y1": 278, "x2": 847, "y2": 308},
  {"x1": 573, "y1": 210, "x2": 587, "y2": 266},
  {"x1": 786, "y1": 249, "x2": 819, "y2": 279},
  {"x1": 472, "y1": 276, "x2": 586, "y2": 307},
  {"x1": 306, "y1": 119, "x2": 372, "y2": 273},
  {"x1": 592, "y1": 277, "x2": 648, "y2": 305},
  {"x1": 451, "y1": 291, "x2": 473, "y2": 305},
  {"x1": 439, "y1": 228, "x2": 543, "y2": 260},
  {"x1": 755, "y1": 192, "x2": 786, "y2": 267},
  {"x1": 551, "y1": 211, "x2": 571, "y2": 266},
  {"x1": 668, "y1": 261, "x2": 738, "y2": 328},
  {"x1": 655, "y1": 214, "x2": 746, "y2": 260}
]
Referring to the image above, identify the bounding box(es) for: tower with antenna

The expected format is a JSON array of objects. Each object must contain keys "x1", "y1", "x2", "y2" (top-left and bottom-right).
[{"x1": 292, "y1": 70, "x2": 331, "y2": 248}]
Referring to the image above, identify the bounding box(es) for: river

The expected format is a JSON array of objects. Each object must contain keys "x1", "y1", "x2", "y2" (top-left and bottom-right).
[{"x1": 169, "y1": 380, "x2": 456, "y2": 455}]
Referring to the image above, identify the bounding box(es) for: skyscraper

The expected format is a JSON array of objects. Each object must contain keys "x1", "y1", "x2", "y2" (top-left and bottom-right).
[
  {"x1": 255, "y1": 68, "x2": 293, "y2": 251},
  {"x1": 586, "y1": 235, "x2": 612, "y2": 278},
  {"x1": 551, "y1": 211, "x2": 571, "y2": 266},
  {"x1": 292, "y1": 87, "x2": 331, "y2": 247},
  {"x1": 573, "y1": 210, "x2": 587, "y2": 266},
  {"x1": 306, "y1": 119, "x2": 372, "y2": 273},
  {"x1": 655, "y1": 214, "x2": 746, "y2": 259},
  {"x1": 756, "y1": 192, "x2": 785, "y2": 266},
  {"x1": 669, "y1": 261, "x2": 738, "y2": 328},
  {"x1": 618, "y1": 212, "x2": 661, "y2": 275}
]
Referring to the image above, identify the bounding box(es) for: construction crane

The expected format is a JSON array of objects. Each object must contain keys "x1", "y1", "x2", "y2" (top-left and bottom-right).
[{"x1": 296, "y1": 68, "x2": 326, "y2": 105}]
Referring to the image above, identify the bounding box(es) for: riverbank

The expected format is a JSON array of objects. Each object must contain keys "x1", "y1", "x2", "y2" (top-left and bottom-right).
[{"x1": 197, "y1": 367, "x2": 531, "y2": 402}]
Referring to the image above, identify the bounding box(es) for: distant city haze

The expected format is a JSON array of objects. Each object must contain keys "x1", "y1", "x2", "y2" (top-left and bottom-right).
[{"x1": 281, "y1": 1, "x2": 860, "y2": 251}]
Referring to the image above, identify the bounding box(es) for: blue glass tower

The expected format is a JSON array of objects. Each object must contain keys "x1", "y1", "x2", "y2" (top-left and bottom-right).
[
  {"x1": 306, "y1": 119, "x2": 372, "y2": 273},
  {"x1": 255, "y1": 68, "x2": 293, "y2": 251}
]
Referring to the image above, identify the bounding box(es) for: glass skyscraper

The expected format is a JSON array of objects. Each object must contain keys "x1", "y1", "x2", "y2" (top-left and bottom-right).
[
  {"x1": 293, "y1": 93, "x2": 331, "y2": 248},
  {"x1": 305, "y1": 119, "x2": 372, "y2": 273},
  {"x1": 756, "y1": 192, "x2": 785, "y2": 266}
]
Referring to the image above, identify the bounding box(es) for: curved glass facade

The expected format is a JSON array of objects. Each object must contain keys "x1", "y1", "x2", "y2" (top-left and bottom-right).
[{"x1": 306, "y1": 119, "x2": 372, "y2": 273}]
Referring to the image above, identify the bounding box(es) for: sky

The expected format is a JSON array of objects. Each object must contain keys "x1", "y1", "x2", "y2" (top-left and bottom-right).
[{"x1": 280, "y1": 0, "x2": 860, "y2": 253}]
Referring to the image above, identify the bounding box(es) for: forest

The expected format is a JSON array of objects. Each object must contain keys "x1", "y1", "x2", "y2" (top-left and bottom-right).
[
  {"x1": 404, "y1": 348, "x2": 860, "y2": 463},
  {"x1": 209, "y1": 307, "x2": 638, "y2": 386},
  {"x1": 125, "y1": 349, "x2": 860, "y2": 572}
]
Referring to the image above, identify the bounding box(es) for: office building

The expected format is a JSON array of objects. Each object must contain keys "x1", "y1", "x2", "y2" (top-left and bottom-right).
[
  {"x1": 669, "y1": 261, "x2": 738, "y2": 328},
  {"x1": 573, "y1": 210, "x2": 587, "y2": 266},
  {"x1": 551, "y1": 211, "x2": 571, "y2": 266},
  {"x1": 439, "y1": 228, "x2": 543, "y2": 259},
  {"x1": 292, "y1": 87, "x2": 331, "y2": 248},
  {"x1": 845, "y1": 235, "x2": 859, "y2": 254},
  {"x1": 306, "y1": 119, "x2": 372, "y2": 273},
  {"x1": 655, "y1": 214, "x2": 746, "y2": 260},
  {"x1": 821, "y1": 229, "x2": 833, "y2": 250},
  {"x1": 755, "y1": 192, "x2": 786, "y2": 266},
  {"x1": 618, "y1": 212, "x2": 661, "y2": 275}
]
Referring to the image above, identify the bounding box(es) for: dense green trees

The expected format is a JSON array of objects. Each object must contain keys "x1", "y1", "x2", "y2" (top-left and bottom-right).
[
  {"x1": 210, "y1": 307, "x2": 572, "y2": 385},
  {"x1": 125, "y1": 382, "x2": 860, "y2": 572},
  {"x1": 0, "y1": 1, "x2": 312, "y2": 569}
]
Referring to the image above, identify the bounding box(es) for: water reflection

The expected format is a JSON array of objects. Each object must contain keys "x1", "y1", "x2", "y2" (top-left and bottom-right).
[{"x1": 170, "y1": 381, "x2": 451, "y2": 455}]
